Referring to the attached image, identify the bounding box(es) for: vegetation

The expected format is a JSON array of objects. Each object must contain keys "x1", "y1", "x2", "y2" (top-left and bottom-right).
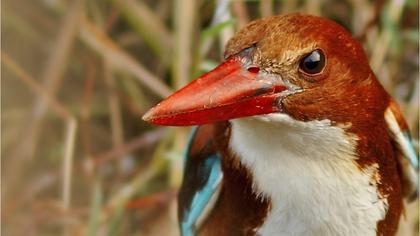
[{"x1": 2, "y1": 0, "x2": 418, "y2": 235}]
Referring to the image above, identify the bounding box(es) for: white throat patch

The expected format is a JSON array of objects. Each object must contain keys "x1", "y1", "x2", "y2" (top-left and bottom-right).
[{"x1": 229, "y1": 113, "x2": 387, "y2": 236}]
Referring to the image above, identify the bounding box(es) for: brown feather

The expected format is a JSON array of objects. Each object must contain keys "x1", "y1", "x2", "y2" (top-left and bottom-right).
[
  {"x1": 224, "y1": 14, "x2": 406, "y2": 235},
  {"x1": 198, "y1": 122, "x2": 270, "y2": 236},
  {"x1": 180, "y1": 14, "x2": 414, "y2": 236}
]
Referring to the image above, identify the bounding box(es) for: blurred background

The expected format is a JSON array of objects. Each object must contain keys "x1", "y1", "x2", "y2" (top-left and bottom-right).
[{"x1": 2, "y1": 0, "x2": 419, "y2": 235}]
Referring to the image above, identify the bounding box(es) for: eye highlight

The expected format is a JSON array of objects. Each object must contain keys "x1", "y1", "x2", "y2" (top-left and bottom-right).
[{"x1": 299, "y1": 49, "x2": 326, "y2": 75}]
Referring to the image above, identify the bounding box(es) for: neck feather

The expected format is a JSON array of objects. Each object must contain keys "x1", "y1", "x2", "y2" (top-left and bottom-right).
[{"x1": 229, "y1": 113, "x2": 388, "y2": 236}]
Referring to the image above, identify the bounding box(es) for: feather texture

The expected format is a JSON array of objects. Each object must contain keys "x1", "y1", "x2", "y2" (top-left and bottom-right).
[
  {"x1": 385, "y1": 100, "x2": 419, "y2": 200},
  {"x1": 178, "y1": 125, "x2": 223, "y2": 236}
]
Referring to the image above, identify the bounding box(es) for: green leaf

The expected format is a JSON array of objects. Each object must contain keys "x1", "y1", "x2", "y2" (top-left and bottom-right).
[
  {"x1": 106, "y1": 200, "x2": 126, "y2": 236},
  {"x1": 87, "y1": 182, "x2": 103, "y2": 236},
  {"x1": 199, "y1": 60, "x2": 219, "y2": 73},
  {"x1": 200, "y1": 19, "x2": 236, "y2": 41},
  {"x1": 403, "y1": 29, "x2": 420, "y2": 43},
  {"x1": 406, "y1": 0, "x2": 418, "y2": 8}
]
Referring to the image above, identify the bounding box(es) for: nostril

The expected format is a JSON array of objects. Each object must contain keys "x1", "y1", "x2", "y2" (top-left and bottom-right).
[{"x1": 247, "y1": 67, "x2": 260, "y2": 74}]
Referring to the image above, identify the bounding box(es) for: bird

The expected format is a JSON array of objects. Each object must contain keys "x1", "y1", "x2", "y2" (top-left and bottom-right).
[{"x1": 142, "y1": 13, "x2": 418, "y2": 236}]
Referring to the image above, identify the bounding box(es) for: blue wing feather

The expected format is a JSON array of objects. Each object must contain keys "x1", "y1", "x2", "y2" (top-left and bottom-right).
[
  {"x1": 402, "y1": 132, "x2": 418, "y2": 169},
  {"x1": 181, "y1": 154, "x2": 222, "y2": 236},
  {"x1": 385, "y1": 106, "x2": 419, "y2": 200},
  {"x1": 178, "y1": 125, "x2": 223, "y2": 236}
]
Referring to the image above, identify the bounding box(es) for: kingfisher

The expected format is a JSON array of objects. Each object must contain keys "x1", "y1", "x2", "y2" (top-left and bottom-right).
[{"x1": 143, "y1": 14, "x2": 418, "y2": 236}]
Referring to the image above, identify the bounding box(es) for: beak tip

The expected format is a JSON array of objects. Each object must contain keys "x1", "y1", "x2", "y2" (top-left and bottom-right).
[{"x1": 142, "y1": 108, "x2": 155, "y2": 123}]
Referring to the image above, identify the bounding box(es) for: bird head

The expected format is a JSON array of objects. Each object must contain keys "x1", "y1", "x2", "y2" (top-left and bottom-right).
[{"x1": 143, "y1": 13, "x2": 388, "y2": 127}]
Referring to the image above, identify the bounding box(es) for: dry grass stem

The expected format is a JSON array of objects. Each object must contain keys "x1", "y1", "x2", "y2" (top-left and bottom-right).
[
  {"x1": 173, "y1": 0, "x2": 197, "y2": 88},
  {"x1": 260, "y1": 0, "x2": 273, "y2": 17},
  {"x1": 104, "y1": 60, "x2": 125, "y2": 154},
  {"x1": 3, "y1": 1, "x2": 418, "y2": 235},
  {"x1": 62, "y1": 119, "x2": 78, "y2": 211},
  {"x1": 115, "y1": 0, "x2": 173, "y2": 57},
  {"x1": 1, "y1": 53, "x2": 72, "y2": 120},
  {"x1": 92, "y1": 128, "x2": 167, "y2": 166},
  {"x1": 28, "y1": 0, "x2": 84, "y2": 155},
  {"x1": 231, "y1": 0, "x2": 250, "y2": 28},
  {"x1": 370, "y1": 0, "x2": 405, "y2": 73},
  {"x1": 80, "y1": 18, "x2": 173, "y2": 98},
  {"x1": 214, "y1": 0, "x2": 234, "y2": 54}
]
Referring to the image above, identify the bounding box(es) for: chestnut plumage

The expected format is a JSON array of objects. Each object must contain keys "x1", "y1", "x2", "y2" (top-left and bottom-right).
[{"x1": 144, "y1": 13, "x2": 418, "y2": 236}]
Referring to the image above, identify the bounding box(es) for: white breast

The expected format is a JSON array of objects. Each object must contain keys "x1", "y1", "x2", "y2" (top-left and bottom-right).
[{"x1": 229, "y1": 114, "x2": 387, "y2": 236}]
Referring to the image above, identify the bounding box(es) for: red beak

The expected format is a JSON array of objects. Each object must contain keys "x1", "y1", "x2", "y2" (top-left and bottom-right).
[{"x1": 142, "y1": 57, "x2": 288, "y2": 126}]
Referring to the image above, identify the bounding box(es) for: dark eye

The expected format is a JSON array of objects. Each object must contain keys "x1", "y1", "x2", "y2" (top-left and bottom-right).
[{"x1": 299, "y1": 49, "x2": 326, "y2": 75}]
